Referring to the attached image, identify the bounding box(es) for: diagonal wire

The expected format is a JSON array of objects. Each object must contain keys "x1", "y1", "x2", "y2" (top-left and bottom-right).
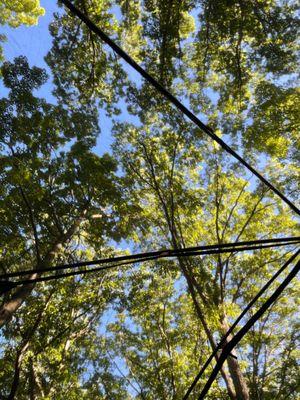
[
  {"x1": 183, "y1": 248, "x2": 300, "y2": 399},
  {"x1": 196, "y1": 250, "x2": 300, "y2": 399},
  {"x1": 1, "y1": 237, "x2": 299, "y2": 282},
  {"x1": 0, "y1": 255, "x2": 160, "y2": 294},
  {"x1": 0, "y1": 241, "x2": 298, "y2": 297},
  {"x1": 59, "y1": 0, "x2": 300, "y2": 217}
]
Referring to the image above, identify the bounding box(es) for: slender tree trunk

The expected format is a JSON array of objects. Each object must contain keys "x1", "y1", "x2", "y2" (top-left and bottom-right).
[
  {"x1": 0, "y1": 211, "x2": 86, "y2": 328},
  {"x1": 220, "y1": 316, "x2": 250, "y2": 400},
  {"x1": 8, "y1": 342, "x2": 29, "y2": 400},
  {"x1": 162, "y1": 221, "x2": 236, "y2": 399},
  {"x1": 171, "y1": 232, "x2": 249, "y2": 399},
  {"x1": 186, "y1": 263, "x2": 250, "y2": 399},
  {"x1": 0, "y1": 276, "x2": 37, "y2": 329},
  {"x1": 7, "y1": 292, "x2": 53, "y2": 399},
  {"x1": 183, "y1": 266, "x2": 237, "y2": 400}
]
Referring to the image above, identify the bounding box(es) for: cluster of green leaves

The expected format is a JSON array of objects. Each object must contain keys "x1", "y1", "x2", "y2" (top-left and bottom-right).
[
  {"x1": 0, "y1": 0, "x2": 44, "y2": 27},
  {"x1": 45, "y1": 0, "x2": 125, "y2": 114}
]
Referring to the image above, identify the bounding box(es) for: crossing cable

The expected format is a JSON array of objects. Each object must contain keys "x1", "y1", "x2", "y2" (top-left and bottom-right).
[
  {"x1": 0, "y1": 255, "x2": 161, "y2": 295},
  {"x1": 183, "y1": 248, "x2": 300, "y2": 399},
  {"x1": 196, "y1": 250, "x2": 300, "y2": 399},
  {"x1": 0, "y1": 240, "x2": 298, "y2": 296},
  {"x1": 0, "y1": 237, "x2": 298, "y2": 285},
  {"x1": 59, "y1": 0, "x2": 300, "y2": 217}
]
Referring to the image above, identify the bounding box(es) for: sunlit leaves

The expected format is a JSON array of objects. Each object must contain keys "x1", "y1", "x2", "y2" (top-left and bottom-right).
[{"x1": 0, "y1": 0, "x2": 44, "y2": 28}]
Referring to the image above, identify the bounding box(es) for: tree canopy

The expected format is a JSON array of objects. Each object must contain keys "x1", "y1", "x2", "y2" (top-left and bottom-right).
[
  {"x1": 0, "y1": 0, "x2": 44, "y2": 27},
  {"x1": 0, "y1": 1, "x2": 299, "y2": 399}
]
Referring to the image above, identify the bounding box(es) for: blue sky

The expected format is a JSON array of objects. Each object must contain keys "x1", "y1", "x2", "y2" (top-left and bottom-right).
[
  {"x1": 0, "y1": 1, "x2": 220, "y2": 159},
  {"x1": 0, "y1": 0, "x2": 117, "y2": 156},
  {"x1": 0, "y1": 0, "x2": 208, "y2": 157},
  {"x1": 0, "y1": 0, "x2": 56, "y2": 98},
  {"x1": 0, "y1": 0, "x2": 264, "y2": 198}
]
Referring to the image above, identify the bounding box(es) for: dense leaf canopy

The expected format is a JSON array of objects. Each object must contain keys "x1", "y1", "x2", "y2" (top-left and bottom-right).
[{"x1": 0, "y1": 1, "x2": 299, "y2": 399}]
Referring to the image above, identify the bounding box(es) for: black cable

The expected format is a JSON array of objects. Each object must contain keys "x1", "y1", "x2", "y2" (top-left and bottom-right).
[
  {"x1": 197, "y1": 250, "x2": 300, "y2": 399},
  {"x1": 1, "y1": 237, "x2": 298, "y2": 281},
  {"x1": 0, "y1": 255, "x2": 161, "y2": 290},
  {"x1": 59, "y1": 0, "x2": 300, "y2": 217},
  {"x1": 0, "y1": 241, "x2": 298, "y2": 296},
  {"x1": 183, "y1": 248, "x2": 300, "y2": 399}
]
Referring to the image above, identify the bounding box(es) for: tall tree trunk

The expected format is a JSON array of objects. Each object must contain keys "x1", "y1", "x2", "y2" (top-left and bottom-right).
[
  {"x1": 180, "y1": 260, "x2": 237, "y2": 400},
  {"x1": 161, "y1": 219, "x2": 236, "y2": 399},
  {"x1": 7, "y1": 292, "x2": 53, "y2": 399},
  {"x1": 0, "y1": 276, "x2": 37, "y2": 329},
  {"x1": 175, "y1": 235, "x2": 249, "y2": 399},
  {"x1": 170, "y1": 232, "x2": 249, "y2": 399},
  {"x1": 220, "y1": 316, "x2": 250, "y2": 400},
  {"x1": 0, "y1": 211, "x2": 86, "y2": 328},
  {"x1": 185, "y1": 262, "x2": 250, "y2": 399},
  {"x1": 185, "y1": 263, "x2": 250, "y2": 399}
]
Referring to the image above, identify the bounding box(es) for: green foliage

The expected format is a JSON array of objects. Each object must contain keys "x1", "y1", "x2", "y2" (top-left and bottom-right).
[
  {"x1": 0, "y1": 1, "x2": 299, "y2": 399},
  {"x1": 0, "y1": 0, "x2": 44, "y2": 63},
  {"x1": 244, "y1": 82, "x2": 300, "y2": 159},
  {"x1": 0, "y1": 57, "x2": 129, "y2": 397},
  {"x1": 45, "y1": 0, "x2": 125, "y2": 113},
  {"x1": 0, "y1": 0, "x2": 45, "y2": 27}
]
